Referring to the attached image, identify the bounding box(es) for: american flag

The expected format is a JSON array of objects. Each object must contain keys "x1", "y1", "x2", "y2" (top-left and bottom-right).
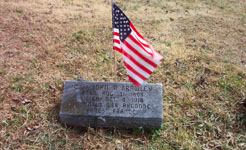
[{"x1": 112, "y1": 2, "x2": 163, "y2": 87}]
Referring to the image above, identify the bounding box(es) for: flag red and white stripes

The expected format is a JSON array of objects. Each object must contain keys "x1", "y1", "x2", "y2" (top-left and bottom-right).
[{"x1": 112, "y1": 2, "x2": 163, "y2": 87}]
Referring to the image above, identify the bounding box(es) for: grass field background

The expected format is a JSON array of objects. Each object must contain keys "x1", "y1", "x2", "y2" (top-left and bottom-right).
[{"x1": 0, "y1": 0, "x2": 246, "y2": 149}]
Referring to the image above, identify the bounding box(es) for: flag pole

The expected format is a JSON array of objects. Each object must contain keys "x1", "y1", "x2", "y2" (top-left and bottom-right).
[{"x1": 111, "y1": 0, "x2": 117, "y2": 79}]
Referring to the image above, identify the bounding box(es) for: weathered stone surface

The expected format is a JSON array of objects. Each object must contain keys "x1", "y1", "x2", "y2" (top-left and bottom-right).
[{"x1": 60, "y1": 80, "x2": 163, "y2": 129}]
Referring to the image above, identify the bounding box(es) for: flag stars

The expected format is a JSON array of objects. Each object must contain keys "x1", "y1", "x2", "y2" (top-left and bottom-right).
[{"x1": 113, "y1": 3, "x2": 132, "y2": 42}]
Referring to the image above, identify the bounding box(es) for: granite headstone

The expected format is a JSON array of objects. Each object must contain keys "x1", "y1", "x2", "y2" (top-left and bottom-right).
[{"x1": 60, "y1": 79, "x2": 163, "y2": 129}]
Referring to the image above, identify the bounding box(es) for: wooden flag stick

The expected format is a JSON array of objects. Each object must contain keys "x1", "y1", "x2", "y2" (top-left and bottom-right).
[
  {"x1": 111, "y1": 0, "x2": 117, "y2": 79},
  {"x1": 111, "y1": 0, "x2": 114, "y2": 60}
]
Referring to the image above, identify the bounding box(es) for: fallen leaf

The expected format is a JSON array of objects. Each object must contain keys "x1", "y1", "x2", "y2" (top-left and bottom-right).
[
  {"x1": 229, "y1": 138, "x2": 235, "y2": 146},
  {"x1": 34, "y1": 125, "x2": 40, "y2": 130},
  {"x1": 10, "y1": 101, "x2": 17, "y2": 110},
  {"x1": 96, "y1": 144, "x2": 103, "y2": 149},
  {"x1": 58, "y1": 131, "x2": 64, "y2": 138},
  {"x1": 115, "y1": 139, "x2": 121, "y2": 144},
  {"x1": 21, "y1": 98, "x2": 32, "y2": 104},
  {"x1": 12, "y1": 97, "x2": 21, "y2": 102},
  {"x1": 216, "y1": 126, "x2": 222, "y2": 134},
  {"x1": 7, "y1": 114, "x2": 13, "y2": 120},
  {"x1": 27, "y1": 127, "x2": 33, "y2": 131},
  {"x1": 166, "y1": 72, "x2": 172, "y2": 76}
]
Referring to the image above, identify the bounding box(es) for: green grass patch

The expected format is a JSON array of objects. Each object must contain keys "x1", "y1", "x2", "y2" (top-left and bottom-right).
[
  {"x1": 236, "y1": 114, "x2": 246, "y2": 123},
  {"x1": 25, "y1": 43, "x2": 31, "y2": 48},
  {"x1": 133, "y1": 4, "x2": 140, "y2": 11},
  {"x1": 0, "y1": 97, "x2": 4, "y2": 103},
  {"x1": 0, "y1": 70, "x2": 7, "y2": 75},
  {"x1": 2, "y1": 60, "x2": 8, "y2": 68},
  {"x1": 8, "y1": 73, "x2": 34, "y2": 92},
  {"x1": 218, "y1": 75, "x2": 245, "y2": 92},
  {"x1": 122, "y1": 4, "x2": 128, "y2": 11},
  {"x1": 166, "y1": 41, "x2": 172, "y2": 47},
  {"x1": 71, "y1": 30, "x2": 91, "y2": 43},
  {"x1": 16, "y1": 9, "x2": 23, "y2": 13},
  {"x1": 184, "y1": 82, "x2": 194, "y2": 90}
]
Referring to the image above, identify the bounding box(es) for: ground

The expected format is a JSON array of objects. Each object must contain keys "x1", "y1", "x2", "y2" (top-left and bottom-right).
[{"x1": 0, "y1": 0, "x2": 246, "y2": 149}]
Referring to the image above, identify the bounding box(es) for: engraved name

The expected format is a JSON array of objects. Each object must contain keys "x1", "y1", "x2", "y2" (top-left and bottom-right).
[{"x1": 72, "y1": 83, "x2": 153, "y2": 115}]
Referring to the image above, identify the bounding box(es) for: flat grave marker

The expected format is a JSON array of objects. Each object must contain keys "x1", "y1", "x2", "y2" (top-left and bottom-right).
[{"x1": 60, "y1": 79, "x2": 163, "y2": 129}]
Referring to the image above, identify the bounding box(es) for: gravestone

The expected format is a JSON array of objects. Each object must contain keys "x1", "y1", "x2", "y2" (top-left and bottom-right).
[{"x1": 60, "y1": 79, "x2": 163, "y2": 129}]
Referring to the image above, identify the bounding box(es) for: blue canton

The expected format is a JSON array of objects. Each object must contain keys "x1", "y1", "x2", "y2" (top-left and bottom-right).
[{"x1": 112, "y1": 3, "x2": 132, "y2": 42}]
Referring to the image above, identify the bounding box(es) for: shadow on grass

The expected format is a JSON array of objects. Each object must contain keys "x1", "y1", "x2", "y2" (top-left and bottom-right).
[{"x1": 235, "y1": 99, "x2": 246, "y2": 130}]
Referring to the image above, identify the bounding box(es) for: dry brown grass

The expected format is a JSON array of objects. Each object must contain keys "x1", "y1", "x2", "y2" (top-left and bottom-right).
[{"x1": 1, "y1": 0, "x2": 246, "y2": 149}]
